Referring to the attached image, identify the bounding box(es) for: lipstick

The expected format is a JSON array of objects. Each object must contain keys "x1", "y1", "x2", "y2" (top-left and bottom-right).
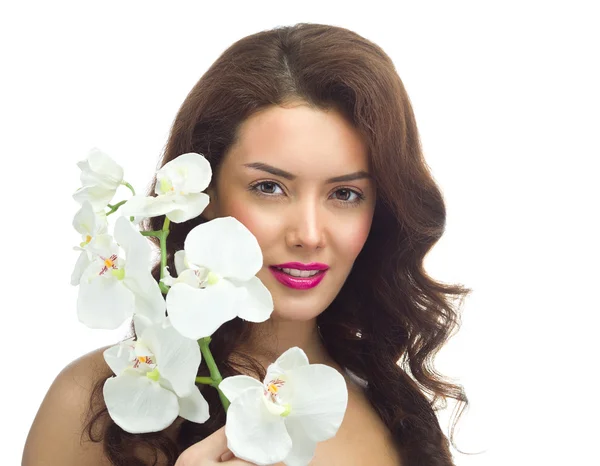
[{"x1": 269, "y1": 262, "x2": 329, "y2": 290}]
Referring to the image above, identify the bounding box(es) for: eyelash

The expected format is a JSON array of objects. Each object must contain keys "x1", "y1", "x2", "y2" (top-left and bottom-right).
[{"x1": 248, "y1": 180, "x2": 366, "y2": 206}]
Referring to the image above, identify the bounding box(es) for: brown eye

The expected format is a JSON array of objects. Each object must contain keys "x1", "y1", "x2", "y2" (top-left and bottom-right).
[
  {"x1": 250, "y1": 181, "x2": 284, "y2": 196},
  {"x1": 259, "y1": 182, "x2": 278, "y2": 194},
  {"x1": 331, "y1": 188, "x2": 364, "y2": 205},
  {"x1": 335, "y1": 189, "x2": 352, "y2": 201}
]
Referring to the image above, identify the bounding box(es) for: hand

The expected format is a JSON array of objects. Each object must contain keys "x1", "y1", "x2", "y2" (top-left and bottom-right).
[{"x1": 174, "y1": 426, "x2": 257, "y2": 465}]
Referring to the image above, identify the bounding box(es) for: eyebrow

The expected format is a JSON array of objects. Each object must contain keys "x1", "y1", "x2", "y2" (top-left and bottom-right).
[{"x1": 243, "y1": 162, "x2": 370, "y2": 183}]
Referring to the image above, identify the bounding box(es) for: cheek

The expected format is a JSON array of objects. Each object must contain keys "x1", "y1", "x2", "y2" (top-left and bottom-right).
[
  {"x1": 216, "y1": 197, "x2": 282, "y2": 250},
  {"x1": 334, "y1": 212, "x2": 373, "y2": 261}
]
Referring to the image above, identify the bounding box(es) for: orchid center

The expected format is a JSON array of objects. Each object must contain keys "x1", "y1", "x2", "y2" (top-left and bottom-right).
[
  {"x1": 159, "y1": 178, "x2": 174, "y2": 193},
  {"x1": 262, "y1": 376, "x2": 292, "y2": 417},
  {"x1": 79, "y1": 235, "x2": 92, "y2": 248},
  {"x1": 206, "y1": 270, "x2": 220, "y2": 285},
  {"x1": 146, "y1": 368, "x2": 160, "y2": 381},
  {"x1": 98, "y1": 254, "x2": 121, "y2": 278},
  {"x1": 111, "y1": 268, "x2": 125, "y2": 280}
]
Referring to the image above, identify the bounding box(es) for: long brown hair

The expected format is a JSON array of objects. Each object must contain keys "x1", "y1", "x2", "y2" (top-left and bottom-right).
[{"x1": 85, "y1": 23, "x2": 471, "y2": 465}]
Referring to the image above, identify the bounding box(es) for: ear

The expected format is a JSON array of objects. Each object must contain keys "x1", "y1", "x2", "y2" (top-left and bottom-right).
[{"x1": 202, "y1": 186, "x2": 218, "y2": 221}]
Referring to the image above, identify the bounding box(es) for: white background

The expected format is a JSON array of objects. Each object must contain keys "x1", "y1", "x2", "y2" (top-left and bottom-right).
[{"x1": 2, "y1": 1, "x2": 598, "y2": 465}]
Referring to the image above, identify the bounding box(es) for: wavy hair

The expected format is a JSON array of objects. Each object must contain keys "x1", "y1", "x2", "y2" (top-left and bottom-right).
[{"x1": 85, "y1": 23, "x2": 471, "y2": 466}]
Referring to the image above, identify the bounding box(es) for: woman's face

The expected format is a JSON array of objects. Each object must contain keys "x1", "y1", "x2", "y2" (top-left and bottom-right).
[{"x1": 204, "y1": 103, "x2": 375, "y2": 322}]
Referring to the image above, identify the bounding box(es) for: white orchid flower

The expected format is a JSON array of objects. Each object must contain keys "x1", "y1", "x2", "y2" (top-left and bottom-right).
[
  {"x1": 161, "y1": 250, "x2": 206, "y2": 289},
  {"x1": 77, "y1": 215, "x2": 165, "y2": 329},
  {"x1": 165, "y1": 216, "x2": 273, "y2": 339},
  {"x1": 71, "y1": 201, "x2": 109, "y2": 286},
  {"x1": 103, "y1": 315, "x2": 209, "y2": 433},
  {"x1": 219, "y1": 347, "x2": 349, "y2": 466},
  {"x1": 73, "y1": 148, "x2": 124, "y2": 210},
  {"x1": 120, "y1": 152, "x2": 212, "y2": 223}
]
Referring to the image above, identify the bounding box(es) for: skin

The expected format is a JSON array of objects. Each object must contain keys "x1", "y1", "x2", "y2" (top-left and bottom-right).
[{"x1": 203, "y1": 101, "x2": 376, "y2": 369}]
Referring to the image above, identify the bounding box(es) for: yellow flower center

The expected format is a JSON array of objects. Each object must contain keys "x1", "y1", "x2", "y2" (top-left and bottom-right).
[
  {"x1": 159, "y1": 178, "x2": 173, "y2": 193},
  {"x1": 146, "y1": 368, "x2": 160, "y2": 381},
  {"x1": 111, "y1": 268, "x2": 125, "y2": 280},
  {"x1": 206, "y1": 271, "x2": 220, "y2": 285}
]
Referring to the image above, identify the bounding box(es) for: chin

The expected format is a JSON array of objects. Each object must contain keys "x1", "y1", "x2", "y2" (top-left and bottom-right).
[
  {"x1": 268, "y1": 292, "x2": 335, "y2": 322},
  {"x1": 269, "y1": 306, "x2": 321, "y2": 322}
]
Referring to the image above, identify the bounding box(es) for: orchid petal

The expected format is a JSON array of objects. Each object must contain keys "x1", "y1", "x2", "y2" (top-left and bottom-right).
[
  {"x1": 73, "y1": 201, "x2": 107, "y2": 236},
  {"x1": 123, "y1": 272, "x2": 166, "y2": 323},
  {"x1": 141, "y1": 323, "x2": 200, "y2": 397},
  {"x1": 167, "y1": 268, "x2": 201, "y2": 288},
  {"x1": 118, "y1": 195, "x2": 159, "y2": 218},
  {"x1": 269, "y1": 347, "x2": 309, "y2": 373},
  {"x1": 166, "y1": 192, "x2": 209, "y2": 223},
  {"x1": 103, "y1": 341, "x2": 134, "y2": 376},
  {"x1": 178, "y1": 386, "x2": 210, "y2": 424},
  {"x1": 71, "y1": 251, "x2": 91, "y2": 286},
  {"x1": 72, "y1": 185, "x2": 115, "y2": 210},
  {"x1": 230, "y1": 276, "x2": 273, "y2": 323},
  {"x1": 184, "y1": 217, "x2": 263, "y2": 280},
  {"x1": 132, "y1": 314, "x2": 154, "y2": 336},
  {"x1": 281, "y1": 419, "x2": 318, "y2": 466},
  {"x1": 156, "y1": 153, "x2": 212, "y2": 195},
  {"x1": 166, "y1": 280, "x2": 241, "y2": 339},
  {"x1": 226, "y1": 387, "x2": 292, "y2": 465},
  {"x1": 113, "y1": 216, "x2": 150, "y2": 273},
  {"x1": 85, "y1": 233, "x2": 119, "y2": 258},
  {"x1": 174, "y1": 250, "x2": 188, "y2": 276},
  {"x1": 219, "y1": 375, "x2": 264, "y2": 404},
  {"x1": 77, "y1": 148, "x2": 124, "y2": 190},
  {"x1": 103, "y1": 373, "x2": 179, "y2": 433},
  {"x1": 284, "y1": 364, "x2": 348, "y2": 442},
  {"x1": 77, "y1": 275, "x2": 135, "y2": 329}
]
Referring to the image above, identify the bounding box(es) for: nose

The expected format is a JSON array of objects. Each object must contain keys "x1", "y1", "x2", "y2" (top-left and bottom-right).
[{"x1": 285, "y1": 198, "x2": 326, "y2": 251}]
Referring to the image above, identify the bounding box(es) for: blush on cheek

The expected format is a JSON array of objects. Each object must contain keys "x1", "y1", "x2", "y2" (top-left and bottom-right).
[{"x1": 344, "y1": 220, "x2": 373, "y2": 260}]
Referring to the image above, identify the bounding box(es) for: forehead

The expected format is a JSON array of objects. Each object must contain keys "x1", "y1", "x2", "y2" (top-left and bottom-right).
[{"x1": 226, "y1": 103, "x2": 370, "y2": 175}]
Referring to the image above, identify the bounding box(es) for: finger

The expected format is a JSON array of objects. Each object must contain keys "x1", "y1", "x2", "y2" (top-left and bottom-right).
[{"x1": 219, "y1": 450, "x2": 235, "y2": 462}]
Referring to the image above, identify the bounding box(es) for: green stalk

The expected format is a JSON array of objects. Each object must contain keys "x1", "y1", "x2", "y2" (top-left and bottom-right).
[
  {"x1": 123, "y1": 181, "x2": 136, "y2": 196},
  {"x1": 195, "y1": 376, "x2": 215, "y2": 385},
  {"x1": 158, "y1": 217, "x2": 170, "y2": 294},
  {"x1": 199, "y1": 336, "x2": 230, "y2": 412},
  {"x1": 106, "y1": 200, "x2": 127, "y2": 216},
  {"x1": 106, "y1": 181, "x2": 136, "y2": 220}
]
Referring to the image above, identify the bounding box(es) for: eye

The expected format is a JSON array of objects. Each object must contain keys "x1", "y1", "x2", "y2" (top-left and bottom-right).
[
  {"x1": 331, "y1": 188, "x2": 364, "y2": 204},
  {"x1": 333, "y1": 189, "x2": 355, "y2": 201},
  {"x1": 250, "y1": 181, "x2": 284, "y2": 196}
]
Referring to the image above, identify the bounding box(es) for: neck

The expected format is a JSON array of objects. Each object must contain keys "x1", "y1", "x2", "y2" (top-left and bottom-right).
[{"x1": 238, "y1": 317, "x2": 341, "y2": 371}]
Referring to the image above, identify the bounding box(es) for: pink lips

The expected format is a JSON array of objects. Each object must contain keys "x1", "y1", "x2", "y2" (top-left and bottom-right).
[{"x1": 269, "y1": 262, "x2": 329, "y2": 290}]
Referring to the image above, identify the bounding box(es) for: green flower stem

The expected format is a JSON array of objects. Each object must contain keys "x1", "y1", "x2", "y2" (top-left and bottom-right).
[
  {"x1": 195, "y1": 376, "x2": 215, "y2": 385},
  {"x1": 139, "y1": 231, "x2": 162, "y2": 237},
  {"x1": 139, "y1": 218, "x2": 171, "y2": 295},
  {"x1": 106, "y1": 200, "x2": 127, "y2": 216},
  {"x1": 123, "y1": 181, "x2": 136, "y2": 196},
  {"x1": 106, "y1": 181, "x2": 136, "y2": 220},
  {"x1": 159, "y1": 217, "x2": 170, "y2": 294},
  {"x1": 199, "y1": 337, "x2": 231, "y2": 412}
]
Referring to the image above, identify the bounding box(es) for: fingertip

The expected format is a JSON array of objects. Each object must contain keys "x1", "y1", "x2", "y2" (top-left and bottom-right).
[{"x1": 220, "y1": 450, "x2": 235, "y2": 462}]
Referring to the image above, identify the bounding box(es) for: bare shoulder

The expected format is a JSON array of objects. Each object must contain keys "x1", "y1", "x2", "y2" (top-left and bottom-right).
[
  {"x1": 313, "y1": 381, "x2": 404, "y2": 465},
  {"x1": 24, "y1": 346, "x2": 184, "y2": 466},
  {"x1": 23, "y1": 346, "x2": 113, "y2": 466},
  {"x1": 22, "y1": 347, "x2": 117, "y2": 465}
]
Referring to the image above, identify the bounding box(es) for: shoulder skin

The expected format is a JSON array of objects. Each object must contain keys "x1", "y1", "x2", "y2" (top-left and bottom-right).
[{"x1": 23, "y1": 347, "x2": 182, "y2": 466}]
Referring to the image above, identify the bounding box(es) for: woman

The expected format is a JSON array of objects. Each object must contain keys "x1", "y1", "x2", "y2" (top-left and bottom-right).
[{"x1": 24, "y1": 23, "x2": 469, "y2": 465}]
